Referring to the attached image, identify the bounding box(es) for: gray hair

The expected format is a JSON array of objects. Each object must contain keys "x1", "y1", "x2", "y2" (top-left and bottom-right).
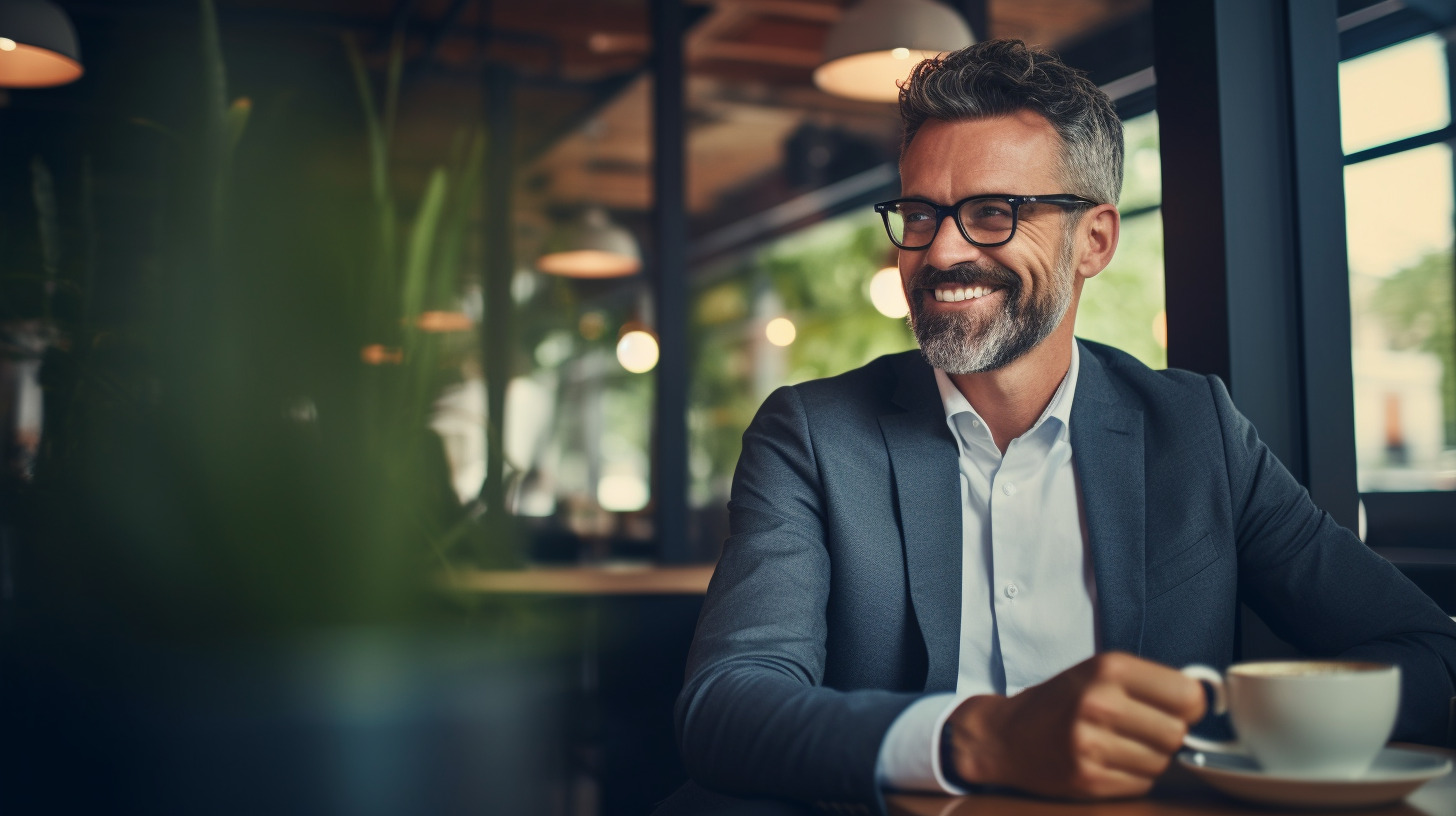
[{"x1": 898, "y1": 39, "x2": 1123, "y2": 206}]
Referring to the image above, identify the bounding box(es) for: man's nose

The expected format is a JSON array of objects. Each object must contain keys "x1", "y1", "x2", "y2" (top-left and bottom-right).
[{"x1": 924, "y1": 214, "x2": 987, "y2": 270}]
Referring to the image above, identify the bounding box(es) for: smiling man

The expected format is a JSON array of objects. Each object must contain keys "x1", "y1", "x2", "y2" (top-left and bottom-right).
[{"x1": 661, "y1": 40, "x2": 1456, "y2": 816}]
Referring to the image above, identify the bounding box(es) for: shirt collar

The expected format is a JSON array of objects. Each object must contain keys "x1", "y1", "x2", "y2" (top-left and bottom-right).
[{"x1": 933, "y1": 341, "x2": 1080, "y2": 444}]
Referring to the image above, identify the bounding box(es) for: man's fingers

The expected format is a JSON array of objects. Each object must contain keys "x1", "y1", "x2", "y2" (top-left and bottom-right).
[
  {"x1": 1102, "y1": 693, "x2": 1191, "y2": 755},
  {"x1": 1092, "y1": 727, "x2": 1180, "y2": 780},
  {"x1": 1069, "y1": 689, "x2": 1184, "y2": 781},
  {"x1": 1061, "y1": 746, "x2": 1160, "y2": 800},
  {"x1": 1097, "y1": 653, "x2": 1206, "y2": 723}
]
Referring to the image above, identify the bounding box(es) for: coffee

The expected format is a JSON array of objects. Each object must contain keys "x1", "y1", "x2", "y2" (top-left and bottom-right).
[
  {"x1": 1182, "y1": 661, "x2": 1401, "y2": 779},
  {"x1": 1232, "y1": 661, "x2": 1385, "y2": 677}
]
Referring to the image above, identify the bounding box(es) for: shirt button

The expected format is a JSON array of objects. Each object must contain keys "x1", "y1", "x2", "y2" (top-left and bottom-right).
[
  {"x1": 1004, "y1": 582, "x2": 1019, "y2": 599},
  {"x1": 1002, "y1": 482, "x2": 1017, "y2": 496}
]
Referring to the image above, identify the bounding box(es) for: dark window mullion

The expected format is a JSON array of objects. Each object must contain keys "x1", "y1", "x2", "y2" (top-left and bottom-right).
[{"x1": 1344, "y1": 124, "x2": 1456, "y2": 165}]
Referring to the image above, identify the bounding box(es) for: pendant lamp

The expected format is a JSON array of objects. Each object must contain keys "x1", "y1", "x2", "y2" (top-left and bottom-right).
[
  {"x1": 814, "y1": 0, "x2": 972, "y2": 103},
  {"x1": 536, "y1": 206, "x2": 641, "y2": 279},
  {"x1": 0, "y1": 0, "x2": 83, "y2": 88}
]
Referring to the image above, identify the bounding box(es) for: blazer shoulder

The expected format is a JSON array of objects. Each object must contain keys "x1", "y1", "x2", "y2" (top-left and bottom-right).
[
  {"x1": 1077, "y1": 339, "x2": 1229, "y2": 439},
  {"x1": 786, "y1": 349, "x2": 926, "y2": 414},
  {"x1": 1079, "y1": 339, "x2": 1221, "y2": 403}
]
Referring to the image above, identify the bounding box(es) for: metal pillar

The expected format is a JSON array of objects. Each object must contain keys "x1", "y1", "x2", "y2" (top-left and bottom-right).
[
  {"x1": 482, "y1": 66, "x2": 515, "y2": 543},
  {"x1": 651, "y1": 0, "x2": 690, "y2": 562},
  {"x1": 1154, "y1": 0, "x2": 1358, "y2": 531}
]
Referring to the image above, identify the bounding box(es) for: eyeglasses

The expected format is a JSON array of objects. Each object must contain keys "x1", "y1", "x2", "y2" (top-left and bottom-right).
[{"x1": 873, "y1": 194, "x2": 1099, "y2": 250}]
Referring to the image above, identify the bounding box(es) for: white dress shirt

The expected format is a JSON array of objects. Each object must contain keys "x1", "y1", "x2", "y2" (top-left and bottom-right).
[{"x1": 877, "y1": 342, "x2": 1100, "y2": 792}]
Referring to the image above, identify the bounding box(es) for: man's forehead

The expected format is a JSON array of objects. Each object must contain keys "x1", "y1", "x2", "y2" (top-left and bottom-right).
[{"x1": 900, "y1": 113, "x2": 1064, "y2": 193}]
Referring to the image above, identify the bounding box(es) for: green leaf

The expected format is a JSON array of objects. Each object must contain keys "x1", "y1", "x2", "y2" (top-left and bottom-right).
[
  {"x1": 430, "y1": 130, "x2": 485, "y2": 308},
  {"x1": 383, "y1": 30, "x2": 404, "y2": 152},
  {"x1": 402, "y1": 168, "x2": 449, "y2": 323},
  {"x1": 199, "y1": 0, "x2": 228, "y2": 127},
  {"x1": 222, "y1": 97, "x2": 252, "y2": 165},
  {"x1": 343, "y1": 35, "x2": 397, "y2": 251}
]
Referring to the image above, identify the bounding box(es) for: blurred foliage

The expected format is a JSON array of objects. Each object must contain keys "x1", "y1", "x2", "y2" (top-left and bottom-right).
[
  {"x1": 1370, "y1": 248, "x2": 1456, "y2": 442},
  {"x1": 1076, "y1": 111, "x2": 1167, "y2": 370},
  {"x1": 25, "y1": 0, "x2": 508, "y2": 642},
  {"x1": 689, "y1": 213, "x2": 915, "y2": 499},
  {"x1": 1075, "y1": 211, "x2": 1167, "y2": 369},
  {"x1": 1119, "y1": 112, "x2": 1162, "y2": 214}
]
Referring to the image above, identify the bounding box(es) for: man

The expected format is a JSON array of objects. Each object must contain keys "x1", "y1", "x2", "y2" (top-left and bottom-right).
[{"x1": 662, "y1": 40, "x2": 1456, "y2": 815}]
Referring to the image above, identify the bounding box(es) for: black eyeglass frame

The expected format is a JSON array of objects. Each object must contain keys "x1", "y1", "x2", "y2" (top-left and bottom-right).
[{"x1": 873, "y1": 193, "x2": 1101, "y2": 250}]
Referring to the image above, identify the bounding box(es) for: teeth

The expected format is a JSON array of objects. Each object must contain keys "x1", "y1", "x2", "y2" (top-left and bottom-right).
[{"x1": 934, "y1": 286, "x2": 993, "y2": 303}]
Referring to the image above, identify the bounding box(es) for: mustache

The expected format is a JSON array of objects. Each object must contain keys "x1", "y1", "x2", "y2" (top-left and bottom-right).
[{"x1": 907, "y1": 262, "x2": 1019, "y2": 292}]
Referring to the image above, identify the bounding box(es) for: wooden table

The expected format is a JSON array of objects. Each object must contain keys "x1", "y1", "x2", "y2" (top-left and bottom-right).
[
  {"x1": 442, "y1": 563, "x2": 716, "y2": 595},
  {"x1": 441, "y1": 563, "x2": 715, "y2": 814},
  {"x1": 888, "y1": 746, "x2": 1455, "y2": 816}
]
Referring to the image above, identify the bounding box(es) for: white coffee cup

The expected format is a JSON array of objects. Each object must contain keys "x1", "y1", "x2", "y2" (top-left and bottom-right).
[{"x1": 1180, "y1": 660, "x2": 1401, "y2": 779}]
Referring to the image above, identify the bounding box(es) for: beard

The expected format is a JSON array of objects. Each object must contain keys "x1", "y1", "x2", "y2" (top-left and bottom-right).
[{"x1": 906, "y1": 241, "x2": 1075, "y2": 375}]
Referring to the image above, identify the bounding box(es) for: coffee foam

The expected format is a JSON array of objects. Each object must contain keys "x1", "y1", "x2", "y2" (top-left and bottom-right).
[{"x1": 1231, "y1": 660, "x2": 1391, "y2": 678}]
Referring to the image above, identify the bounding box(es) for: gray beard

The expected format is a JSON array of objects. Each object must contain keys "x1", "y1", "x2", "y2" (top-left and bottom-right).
[{"x1": 907, "y1": 245, "x2": 1075, "y2": 375}]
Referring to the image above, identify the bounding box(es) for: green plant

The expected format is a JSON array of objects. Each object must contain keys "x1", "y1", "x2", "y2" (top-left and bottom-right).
[{"x1": 28, "y1": 0, "x2": 504, "y2": 641}]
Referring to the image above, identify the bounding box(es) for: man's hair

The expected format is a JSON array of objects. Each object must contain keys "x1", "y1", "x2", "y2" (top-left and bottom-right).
[{"x1": 898, "y1": 39, "x2": 1124, "y2": 206}]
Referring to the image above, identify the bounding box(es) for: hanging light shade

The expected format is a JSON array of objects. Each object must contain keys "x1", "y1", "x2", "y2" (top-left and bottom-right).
[
  {"x1": 536, "y1": 206, "x2": 641, "y2": 279},
  {"x1": 0, "y1": 0, "x2": 83, "y2": 88},
  {"x1": 813, "y1": 0, "x2": 973, "y2": 103}
]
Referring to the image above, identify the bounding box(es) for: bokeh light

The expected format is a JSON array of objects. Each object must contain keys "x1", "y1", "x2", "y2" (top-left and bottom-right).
[
  {"x1": 869, "y1": 267, "x2": 909, "y2": 318},
  {"x1": 597, "y1": 469, "x2": 650, "y2": 512},
  {"x1": 616, "y1": 330, "x2": 659, "y2": 373},
  {"x1": 765, "y1": 317, "x2": 797, "y2": 346}
]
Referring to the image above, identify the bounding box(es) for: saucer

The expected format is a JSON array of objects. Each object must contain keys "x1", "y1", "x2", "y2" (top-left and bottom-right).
[{"x1": 1177, "y1": 747, "x2": 1452, "y2": 809}]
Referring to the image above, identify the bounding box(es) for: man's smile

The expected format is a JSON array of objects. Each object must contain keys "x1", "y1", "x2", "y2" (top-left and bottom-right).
[{"x1": 927, "y1": 283, "x2": 1005, "y2": 304}]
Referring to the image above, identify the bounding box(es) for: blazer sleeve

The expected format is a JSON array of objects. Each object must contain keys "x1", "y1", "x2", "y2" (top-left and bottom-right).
[
  {"x1": 1211, "y1": 375, "x2": 1456, "y2": 744},
  {"x1": 675, "y1": 385, "x2": 921, "y2": 813}
]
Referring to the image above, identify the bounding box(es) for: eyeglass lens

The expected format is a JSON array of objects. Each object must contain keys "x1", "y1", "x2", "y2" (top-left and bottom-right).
[{"x1": 885, "y1": 197, "x2": 1017, "y2": 248}]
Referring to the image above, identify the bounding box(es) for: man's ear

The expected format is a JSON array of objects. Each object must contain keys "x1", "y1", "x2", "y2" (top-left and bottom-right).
[{"x1": 1076, "y1": 204, "x2": 1120, "y2": 281}]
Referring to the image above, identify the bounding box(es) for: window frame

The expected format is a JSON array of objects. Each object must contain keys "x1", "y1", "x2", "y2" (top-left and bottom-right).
[{"x1": 1340, "y1": 17, "x2": 1456, "y2": 550}]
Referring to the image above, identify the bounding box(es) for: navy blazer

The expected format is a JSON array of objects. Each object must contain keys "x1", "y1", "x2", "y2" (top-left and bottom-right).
[{"x1": 675, "y1": 341, "x2": 1456, "y2": 814}]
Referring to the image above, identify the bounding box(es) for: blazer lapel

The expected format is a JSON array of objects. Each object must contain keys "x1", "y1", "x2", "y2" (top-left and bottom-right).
[
  {"x1": 1070, "y1": 344, "x2": 1147, "y2": 655},
  {"x1": 879, "y1": 354, "x2": 963, "y2": 692}
]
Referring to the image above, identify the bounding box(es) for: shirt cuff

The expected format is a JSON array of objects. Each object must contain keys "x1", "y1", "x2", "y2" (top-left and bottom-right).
[{"x1": 875, "y1": 692, "x2": 968, "y2": 794}]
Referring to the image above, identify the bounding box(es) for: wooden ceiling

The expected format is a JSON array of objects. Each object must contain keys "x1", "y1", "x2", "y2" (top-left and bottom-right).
[
  {"x1": 496, "y1": 0, "x2": 1154, "y2": 231},
  {"x1": 63, "y1": 0, "x2": 1152, "y2": 250}
]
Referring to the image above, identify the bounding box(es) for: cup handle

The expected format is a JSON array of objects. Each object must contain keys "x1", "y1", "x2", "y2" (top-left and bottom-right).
[{"x1": 1179, "y1": 664, "x2": 1243, "y2": 755}]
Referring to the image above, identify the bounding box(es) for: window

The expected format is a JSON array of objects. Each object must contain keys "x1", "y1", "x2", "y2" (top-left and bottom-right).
[
  {"x1": 1340, "y1": 32, "x2": 1456, "y2": 493},
  {"x1": 1074, "y1": 111, "x2": 1166, "y2": 369},
  {"x1": 688, "y1": 210, "x2": 915, "y2": 554}
]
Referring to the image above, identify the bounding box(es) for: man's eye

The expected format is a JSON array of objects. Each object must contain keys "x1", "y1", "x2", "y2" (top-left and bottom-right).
[
  {"x1": 900, "y1": 209, "x2": 936, "y2": 230},
  {"x1": 971, "y1": 205, "x2": 1012, "y2": 220}
]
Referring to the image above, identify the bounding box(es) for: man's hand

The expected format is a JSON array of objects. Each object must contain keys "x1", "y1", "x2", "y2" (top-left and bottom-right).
[{"x1": 942, "y1": 652, "x2": 1206, "y2": 799}]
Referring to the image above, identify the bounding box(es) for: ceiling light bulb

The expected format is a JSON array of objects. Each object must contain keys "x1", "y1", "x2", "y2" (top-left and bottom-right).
[
  {"x1": 536, "y1": 206, "x2": 641, "y2": 278},
  {"x1": 0, "y1": 0, "x2": 85, "y2": 88},
  {"x1": 814, "y1": 0, "x2": 973, "y2": 103}
]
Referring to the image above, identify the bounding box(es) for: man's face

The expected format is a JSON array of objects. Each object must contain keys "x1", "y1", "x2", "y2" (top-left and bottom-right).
[{"x1": 898, "y1": 113, "x2": 1081, "y2": 374}]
